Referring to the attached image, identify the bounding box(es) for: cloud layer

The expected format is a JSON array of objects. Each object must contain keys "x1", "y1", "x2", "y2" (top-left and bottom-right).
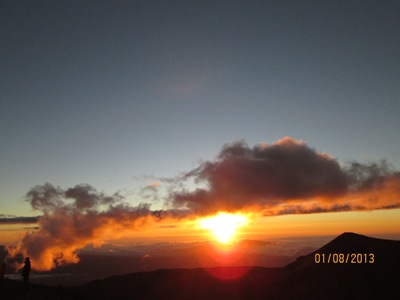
[
  {"x1": 0, "y1": 215, "x2": 39, "y2": 225},
  {"x1": 6, "y1": 137, "x2": 400, "y2": 270}
]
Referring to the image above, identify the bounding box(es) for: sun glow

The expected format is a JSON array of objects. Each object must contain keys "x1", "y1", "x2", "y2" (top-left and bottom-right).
[{"x1": 197, "y1": 212, "x2": 250, "y2": 243}]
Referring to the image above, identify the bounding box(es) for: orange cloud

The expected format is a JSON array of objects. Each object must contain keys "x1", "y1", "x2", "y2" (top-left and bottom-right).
[
  {"x1": 7, "y1": 184, "x2": 161, "y2": 271},
  {"x1": 7, "y1": 137, "x2": 400, "y2": 271}
]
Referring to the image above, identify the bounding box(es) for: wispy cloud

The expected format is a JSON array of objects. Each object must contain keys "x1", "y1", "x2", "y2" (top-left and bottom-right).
[{"x1": 0, "y1": 216, "x2": 39, "y2": 225}]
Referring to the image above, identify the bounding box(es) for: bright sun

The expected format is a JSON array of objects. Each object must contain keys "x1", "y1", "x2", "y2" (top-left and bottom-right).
[{"x1": 197, "y1": 212, "x2": 249, "y2": 243}]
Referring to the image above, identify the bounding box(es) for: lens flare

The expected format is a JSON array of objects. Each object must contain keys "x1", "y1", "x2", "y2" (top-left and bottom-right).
[{"x1": 197, "y1": 212, "x2": 249, "y2": 243}]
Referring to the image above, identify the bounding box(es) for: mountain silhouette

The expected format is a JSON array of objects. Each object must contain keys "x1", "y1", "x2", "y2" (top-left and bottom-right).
[
  {"x1": 1, "y1": 232, "x2": 399, "y2": 299},
  {"x1": 284, "y1": 232, "x2": 400, "y2": 299},
  {"x1": 287, "y1": 232, "x2": 400, "y2": 269}
]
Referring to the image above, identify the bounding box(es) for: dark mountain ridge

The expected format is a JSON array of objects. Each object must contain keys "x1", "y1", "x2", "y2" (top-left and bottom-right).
[
  {"x1": 287, "y1": 232, "x2": 400, "y2": 269},
  {"x1": 283, "y1": 232, "x2": 400, "y2": 299},
  {"x1": 1, "y1": 232, "x2": 399, "y2": 299}
]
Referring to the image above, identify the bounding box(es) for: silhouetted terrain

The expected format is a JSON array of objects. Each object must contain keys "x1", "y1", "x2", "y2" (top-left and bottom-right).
[
  {"x1": 2, "y1": 239, "x2": 297, "y2": 286},
  {"x1": 284, "y1": 232, "x2": 400, "y2": 299},
  {"x1": 1, "y1": 233, "x2": 399, "y2": 299}
]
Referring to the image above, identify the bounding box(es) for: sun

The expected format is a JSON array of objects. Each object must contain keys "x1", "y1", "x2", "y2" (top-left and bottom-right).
[{"x1": 197, "y1": 212, "x2": 249, "y2": 244}]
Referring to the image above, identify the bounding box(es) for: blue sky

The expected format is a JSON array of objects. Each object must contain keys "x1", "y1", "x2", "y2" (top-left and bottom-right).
[{"x1": 1, "y1": 0, "x2": 399, "y2": 216}]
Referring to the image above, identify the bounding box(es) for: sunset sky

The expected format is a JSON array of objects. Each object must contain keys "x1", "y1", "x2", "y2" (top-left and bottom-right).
[{"x1": 1, "y1": 1, "x2": 400, "y2": 268}]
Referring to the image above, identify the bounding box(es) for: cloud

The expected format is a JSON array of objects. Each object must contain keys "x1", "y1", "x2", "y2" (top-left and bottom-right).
[
  {"x1": 0, "y1": 216, "x2": 39, "y2": 225},
  {"x1": 6, "y1": 137, "x2": 400, "y2": 270},
  {"x1": 139, "y1": 181, "x2": 161, "y2": 201},
  {"x1": 167, "y1": 137, "x2": 400, "y2": 215},
  {"x1": 146, "y1": 181, "x2": 161, "y2": 188},
  {"x1": 7, "y1": 184, "x2": 163, "y2": 271}
]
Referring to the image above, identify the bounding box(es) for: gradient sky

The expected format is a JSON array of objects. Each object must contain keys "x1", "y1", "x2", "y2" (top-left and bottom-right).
[{"x1": 1, "y1": 0, "x2": 400, "y2": 222}]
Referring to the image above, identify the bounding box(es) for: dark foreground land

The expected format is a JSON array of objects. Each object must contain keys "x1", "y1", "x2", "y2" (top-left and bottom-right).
[{"x1": 1, "y1": 232, "x2": 399, "y2": 300}]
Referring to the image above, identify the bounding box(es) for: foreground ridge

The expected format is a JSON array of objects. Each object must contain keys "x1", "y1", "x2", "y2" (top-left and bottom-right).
[{"x1": 1, "y1": 233, "x2": 399, "y2": 300}]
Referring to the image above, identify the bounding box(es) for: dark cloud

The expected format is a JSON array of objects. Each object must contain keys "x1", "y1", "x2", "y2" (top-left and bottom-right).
[
  {"x1": 6, "y1": 137, "x2": 400, "y2": 270},
  {"x1": 65, "y1": 184, "x2": 121, "y2": 210},
  {"x1": 0, "y1": 216, "x2": 39, "y2": 225},
  {"x1": 168, "y1": 137, "x2": 400, "y2": 215},
  {"x1": 28, "y1": 183, "x2": 64, "y2": 213},
  {"x1": 27, "y1": 183, "x2": 122, "y2": 212}
]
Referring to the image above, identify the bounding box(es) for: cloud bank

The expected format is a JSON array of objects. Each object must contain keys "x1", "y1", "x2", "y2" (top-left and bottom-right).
[
  {"x1": 169, "y1": 137, "x2": 400, "y2": 215},
  {"x1": 7, "y1": 184, "x2": 164, "y2": 271},
  {"x1": 6, "y1": 137, "x2": 400, "y2": 270}
]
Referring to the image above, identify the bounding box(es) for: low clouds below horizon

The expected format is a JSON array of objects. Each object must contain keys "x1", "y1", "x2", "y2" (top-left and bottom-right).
[{"x1": 5, "y1": 137, "x2": 400, "y2": 270}]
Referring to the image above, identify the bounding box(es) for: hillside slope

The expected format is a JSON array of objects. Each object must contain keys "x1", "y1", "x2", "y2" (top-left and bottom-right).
[{"x1": 1, "y1": 233, "x2": 399, "y2": 300}]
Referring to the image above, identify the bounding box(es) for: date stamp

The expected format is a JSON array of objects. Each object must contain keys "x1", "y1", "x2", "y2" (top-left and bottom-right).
[{"x1": 314, "y1": 253, "x2": 374, "y2": 264}]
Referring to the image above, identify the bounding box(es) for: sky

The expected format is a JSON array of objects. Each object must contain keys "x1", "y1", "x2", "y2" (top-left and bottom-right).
[{"x1": 1, "y1": 0, "x2": 400, "y2": 270}]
